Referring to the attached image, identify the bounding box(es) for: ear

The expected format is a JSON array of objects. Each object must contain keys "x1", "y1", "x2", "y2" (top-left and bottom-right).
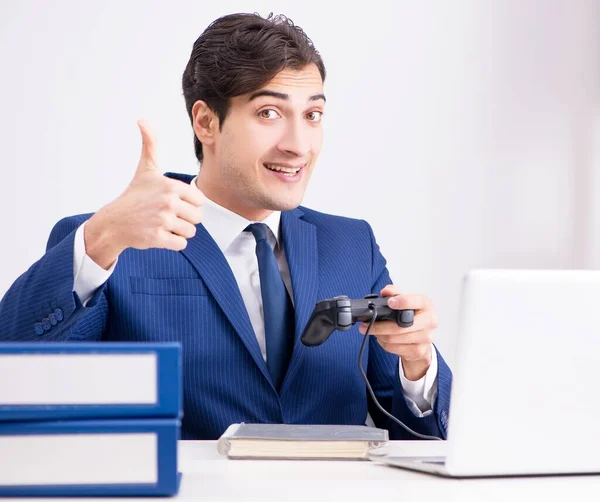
[{"x1": 192, "y1": 100, "x2": 218, "y2": 147}]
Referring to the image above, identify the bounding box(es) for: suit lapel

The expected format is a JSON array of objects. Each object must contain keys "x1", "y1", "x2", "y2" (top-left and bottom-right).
[
  {"x1": 163, "y1": 172, "x2": 318, "y2": 392},
  {"x1": 280, "y1": 208, "x2": 319, "y2": 391},
  {"x1": 180, "y1": 224, "x2": 271, "y2": 382}
]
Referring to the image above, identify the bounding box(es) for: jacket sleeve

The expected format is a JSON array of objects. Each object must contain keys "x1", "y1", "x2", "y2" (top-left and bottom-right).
[
  {"x1": 0, "y1": 214, "x2": 109, "y2": 342},
  {"x1": 362, "y1": 219, "x2": 452, "y2": 440}
]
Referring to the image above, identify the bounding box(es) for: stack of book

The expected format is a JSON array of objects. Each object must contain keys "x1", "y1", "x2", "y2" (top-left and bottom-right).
[{"x1": 0, "y1": 342, "x2": 182, "y2": 497}]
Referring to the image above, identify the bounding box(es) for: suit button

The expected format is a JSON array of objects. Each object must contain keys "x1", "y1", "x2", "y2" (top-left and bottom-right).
[
  {"x1": 42, "y1": 318, "x2": 51, "y2": 331},
  {"x1": 49, "y1": 313, "x2": 57, "y2": 326},
  {"x1": 54, "y1": 308, "x2": 64, "y2": 321},
  {"x1": 34, "y1": 323, "x2": 44, "y2": 335}
]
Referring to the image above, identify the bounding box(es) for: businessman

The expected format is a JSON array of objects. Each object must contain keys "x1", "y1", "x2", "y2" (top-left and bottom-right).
[{"x1": 0, "y1": 12, "x2": 452, "y2": 440}]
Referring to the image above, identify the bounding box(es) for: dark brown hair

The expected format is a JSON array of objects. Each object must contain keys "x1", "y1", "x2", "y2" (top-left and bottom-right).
[{"x1": 182, "y1": 12, "x2": 326, "y2": 163}]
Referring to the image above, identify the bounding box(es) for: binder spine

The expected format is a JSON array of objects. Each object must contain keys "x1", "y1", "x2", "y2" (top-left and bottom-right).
[
  {"x1": 0, "y1": 342, "x2": 182, "y2": 421},
  {"x1": 0, "y1": 418, "x2": 180, "y2": 497}
]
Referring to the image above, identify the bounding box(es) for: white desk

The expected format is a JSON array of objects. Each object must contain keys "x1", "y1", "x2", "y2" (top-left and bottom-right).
[{"x1": 6, "y1": 440, "x2": 600, "y2": 502}]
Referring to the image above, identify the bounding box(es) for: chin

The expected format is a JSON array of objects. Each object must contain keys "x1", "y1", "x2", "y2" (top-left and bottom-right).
[{"x1": 264, "y1": 193, "x2": 305, "y2": 212}]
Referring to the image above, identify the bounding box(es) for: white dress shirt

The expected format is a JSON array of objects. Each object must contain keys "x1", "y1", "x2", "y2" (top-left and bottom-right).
[{"x1": 73, "y1": 178, "x2": 438, "y2": 417}]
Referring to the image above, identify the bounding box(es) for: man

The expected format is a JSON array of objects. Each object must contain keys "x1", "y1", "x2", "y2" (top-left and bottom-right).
[{"x1": 0, "y1": 12, "x2": 451, "y2": 440}]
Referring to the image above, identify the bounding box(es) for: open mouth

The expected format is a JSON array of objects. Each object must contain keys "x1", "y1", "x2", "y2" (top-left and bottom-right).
[{"x1": 263, "y1": 163, "x2": 303, "y2": 177}]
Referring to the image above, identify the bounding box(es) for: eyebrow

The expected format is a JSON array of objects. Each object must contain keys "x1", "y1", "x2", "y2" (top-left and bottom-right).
[{"x1": 248, "y1": 90, "x2": 326, "y2": 103}]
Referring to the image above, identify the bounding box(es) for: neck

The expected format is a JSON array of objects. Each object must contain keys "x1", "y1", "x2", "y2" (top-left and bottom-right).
[{"x1": 195, "y1": 168, "x2": 274, "y2": 222}]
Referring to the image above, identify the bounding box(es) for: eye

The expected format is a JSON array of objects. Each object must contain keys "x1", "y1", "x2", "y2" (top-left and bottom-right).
[
  {"x1": 306, "y1": 110, "x2": 323, "y2": 123},
  {"x1": 258, "y1": 109, "x2": 280, "y2": 120}
]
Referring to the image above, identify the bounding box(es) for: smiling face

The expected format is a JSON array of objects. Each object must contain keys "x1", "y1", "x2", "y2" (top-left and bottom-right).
[{"x1": 194, "y1": 64, "x2": 325, "y2": 221}]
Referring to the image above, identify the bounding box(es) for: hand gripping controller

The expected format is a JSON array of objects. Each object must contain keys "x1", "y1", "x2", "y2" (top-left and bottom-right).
[{"x1": 300, "y1": 294, "x2": 415, "y2": 347}]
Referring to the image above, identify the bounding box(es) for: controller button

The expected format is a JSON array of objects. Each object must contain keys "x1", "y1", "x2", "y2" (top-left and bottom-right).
[
  {"x1": 336, "y1": 299, "x2": 351, "y2": 308},
  {"x1": 364, "y1": 294, "x2": 378, "y2": 299},
  {"x1": 400, "y1": 310, "x2": 414, "y2": 324},
  {"x1": 337, "y1": 311, "x2": 353, "y2": 327}
]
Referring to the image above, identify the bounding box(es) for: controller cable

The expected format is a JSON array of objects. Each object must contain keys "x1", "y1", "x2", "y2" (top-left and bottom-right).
[{"x1": 358, "y1": 303, "x2": 443, "y2": 441}]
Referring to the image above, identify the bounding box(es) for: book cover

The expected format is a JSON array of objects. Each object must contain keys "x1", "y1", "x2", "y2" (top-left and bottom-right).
[
  {"x1": 217, "y1": 423, "x2": 389, "y2": 460},
  {"x1": 0, "y1": 342, "x2": 181, "y2": 421},
  {"x1": 0, "y1": 418, "x2": 181, "y2": 496}
]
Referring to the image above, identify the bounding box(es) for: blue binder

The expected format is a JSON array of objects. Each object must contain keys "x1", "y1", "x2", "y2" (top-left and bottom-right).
[
  {"x1": 0, "y1": 418, "x2": 181, "y2": 497},
  {"x1": 0, "y1": 342, "x2": 181, "y2": 421}
]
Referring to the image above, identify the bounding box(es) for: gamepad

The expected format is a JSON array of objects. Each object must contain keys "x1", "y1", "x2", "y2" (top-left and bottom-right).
[{"x1": 300, "y1": 294, "x2": 415, "y2": 347}]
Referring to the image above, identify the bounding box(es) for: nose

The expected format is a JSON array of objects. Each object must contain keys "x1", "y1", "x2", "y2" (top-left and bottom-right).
[{"x1": 277, "y1": 117, "x2": 312, "y2": 158}]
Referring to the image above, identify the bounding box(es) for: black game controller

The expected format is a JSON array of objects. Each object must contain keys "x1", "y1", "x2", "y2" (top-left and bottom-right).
[{"x1": 300, "y1": 294, "x2": 415, "y2": 347}]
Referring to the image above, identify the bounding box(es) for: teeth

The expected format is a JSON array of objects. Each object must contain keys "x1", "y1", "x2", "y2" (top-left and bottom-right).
[{"x1": 265, "y1": 164, "x2": 301, "y2": 174}]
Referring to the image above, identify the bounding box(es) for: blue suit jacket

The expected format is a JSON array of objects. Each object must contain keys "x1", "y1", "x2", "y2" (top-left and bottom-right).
[{"x1": 0, "y1": 172, "x2": 452, "y2": 439}]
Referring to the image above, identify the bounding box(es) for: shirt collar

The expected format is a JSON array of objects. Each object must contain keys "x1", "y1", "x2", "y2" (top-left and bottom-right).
[{"x1": 190, "y1": 176, "x2": 282, "y2": 253}]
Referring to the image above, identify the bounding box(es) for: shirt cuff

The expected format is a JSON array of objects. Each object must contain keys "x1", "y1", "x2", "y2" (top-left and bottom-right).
[
  {"x1": 398, "y1": 344, "x2": 438, "y2": 417},
  {"x1": 73, "y1": 222, "x2": 117, "y2": 306}
]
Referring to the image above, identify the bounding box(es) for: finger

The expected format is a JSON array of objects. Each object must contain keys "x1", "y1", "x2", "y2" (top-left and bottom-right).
[
  {"x1": 388, "y1": 293, "x2": 432, "y2": 312},
  {"x1": 137, "y1": 119, "x2": 158, "y2": 172},
  {"x1": 164, "y1": 215, "x2": 197, "y2": 239},
  {"x1": 359, "y1": 319, "x2": 417, "y2": 336},
  {"x1": 359, "y1": 310, "x2": 436, "y2": 335},
  {"x1": 380, "y1": 284, "x2": 399, "y2": 297},
  {"x1": 359, "y1": 319, "x2": 405, "y2": 335},
  {"x1": 174, "y1": 199, "x2": 203, "y2": 226},
  {"x1": 374, "y1": 329, "x2": 434, "y2": 346},
  {"x1": 158, "y1": 230, "x2": 188, "y2": 251},
  {"x1": 167, "y1": 179, "x2": 206, "y2": 207},
  {"x1": 377, "y1": 341, "x2": 432, "y2": 361}
]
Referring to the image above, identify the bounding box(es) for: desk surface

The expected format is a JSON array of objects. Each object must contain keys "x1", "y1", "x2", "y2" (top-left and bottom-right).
[{"x1": 6, "y1": 440, "x2": 600, "y2": 502}]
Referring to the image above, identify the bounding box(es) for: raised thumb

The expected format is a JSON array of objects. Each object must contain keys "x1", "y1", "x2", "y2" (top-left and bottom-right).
[{"x1": 136, "y1": 119, "x2": 158, "y2": 172}]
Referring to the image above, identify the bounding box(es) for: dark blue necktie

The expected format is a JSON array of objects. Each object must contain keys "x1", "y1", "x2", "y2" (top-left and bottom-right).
[{"x1": 246, "y1": 223, "x2": 294, "y2": 390}]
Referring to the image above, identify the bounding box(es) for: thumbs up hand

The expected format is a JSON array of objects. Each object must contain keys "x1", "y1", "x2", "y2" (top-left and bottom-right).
[{"x1": 84, "y1": 121, "x2": 205, "y2": 270}]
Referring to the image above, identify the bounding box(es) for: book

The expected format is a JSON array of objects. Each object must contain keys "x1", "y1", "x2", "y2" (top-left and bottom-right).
[
  {"x1": 0, "y1": 342, "x2": 181, "y2": 421},
  {"x1": 0, "y1": 418, "x2": 181, "y2": 497},
  {"x1": 217, "y1": 423, "x2": 389, "y2": 460}
]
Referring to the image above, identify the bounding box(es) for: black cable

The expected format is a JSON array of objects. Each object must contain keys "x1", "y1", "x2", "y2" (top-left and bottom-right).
[{"x1": 358, "y1": 304, "x2": 443, "y2": 441}]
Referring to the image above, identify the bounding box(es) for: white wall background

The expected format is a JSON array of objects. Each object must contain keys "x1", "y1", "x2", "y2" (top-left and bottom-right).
[{"x1": 0, "y1": 0, "x2": 598, "y2": 365}]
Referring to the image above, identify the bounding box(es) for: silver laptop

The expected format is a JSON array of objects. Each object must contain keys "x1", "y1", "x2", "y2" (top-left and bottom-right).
[{"x1": 369, "y1": 269, "x2": 600, "y2": 477}]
